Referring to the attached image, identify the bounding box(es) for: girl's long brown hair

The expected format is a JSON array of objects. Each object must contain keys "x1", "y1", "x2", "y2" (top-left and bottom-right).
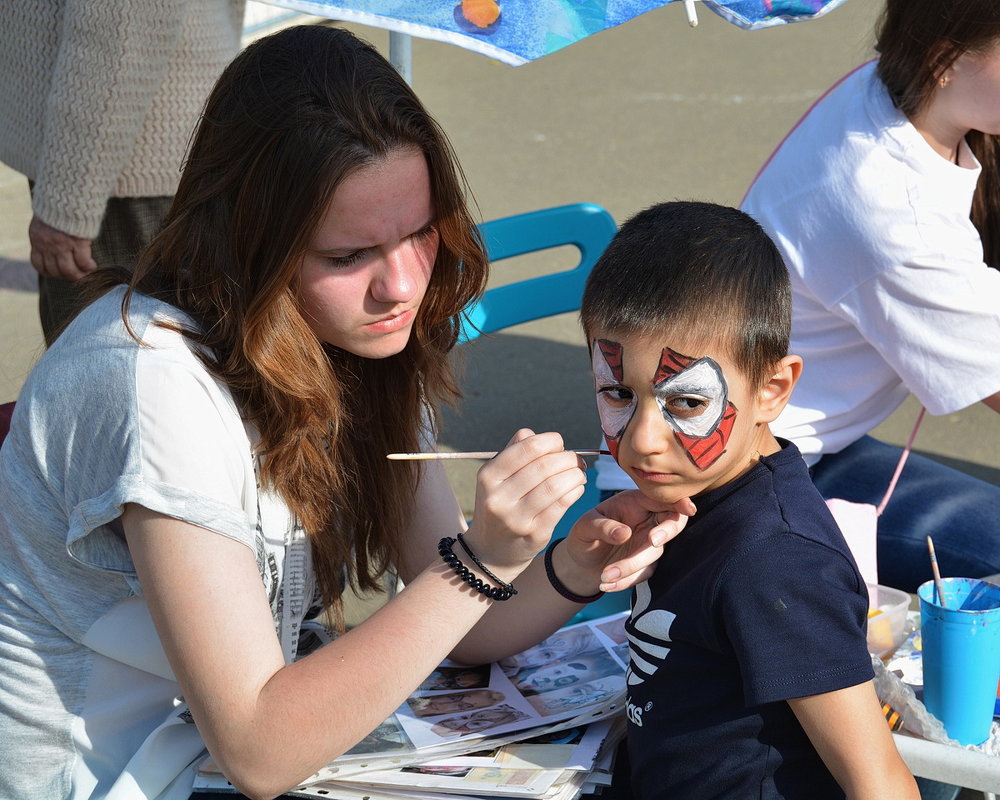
[
  {"x1": 98, "y1": 24, "x2": 488, "y2": 619},
  {"x1": 875, "y1": 0, "x2": 1000, "y2": 269}
]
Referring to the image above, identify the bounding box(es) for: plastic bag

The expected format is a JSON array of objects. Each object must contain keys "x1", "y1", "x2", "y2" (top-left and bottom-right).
[{"x1": 870, "y1": 654, "x2": 956, "y2": 744}]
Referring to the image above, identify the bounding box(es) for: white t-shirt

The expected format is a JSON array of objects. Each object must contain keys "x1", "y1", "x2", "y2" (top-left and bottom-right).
[
  {"x1": 744, "y1": 61, "x2": 1000, "y2": 462},
  {"x1": 0, "y1": 287, "x2": 317, "y2": 798},
  {"x1": 596, "y1": 62, "x2": 1000, "y2": 490}
]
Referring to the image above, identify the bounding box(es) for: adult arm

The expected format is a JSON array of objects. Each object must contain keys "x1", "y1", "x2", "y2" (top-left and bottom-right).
[
  {"x1": 789, "y1": 681, "x2": 919, "y2": 799},
  {"x1": 125, "y1": 505, "x2": 516, "y2": 800},
  {"x1": 122, "y1": 429, "x2": 600, "y2": 797},
  {"x1": 391, "y1": 429, "x2": 593, "y2": 663},
  {"x1": 824, "y1": 246, "x2": 1000, "y2": 418}
]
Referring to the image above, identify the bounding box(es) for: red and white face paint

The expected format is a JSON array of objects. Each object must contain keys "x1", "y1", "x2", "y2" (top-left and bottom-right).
[
  {"x1": 592, "y1": 339, "x2": 634, "y2": 460},
  {"x1": 651, "y1": 347, "x2": 737, "y2": 469},
  {"x1": 592, "y1": 339, "x2": 737, "y2": 470}
]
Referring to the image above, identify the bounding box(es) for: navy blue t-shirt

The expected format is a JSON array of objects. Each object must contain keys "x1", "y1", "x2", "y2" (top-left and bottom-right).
[{"x1": 624, "y1": 441, "x2": 872, "y2": 799}]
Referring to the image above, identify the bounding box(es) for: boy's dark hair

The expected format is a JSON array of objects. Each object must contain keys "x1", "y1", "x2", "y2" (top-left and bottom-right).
[{"x1": 581, "y1": 201, "x2": 790, "y2": 389}]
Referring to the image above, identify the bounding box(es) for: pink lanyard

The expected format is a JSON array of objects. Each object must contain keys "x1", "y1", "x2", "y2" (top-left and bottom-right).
[{"x1": 876, "y1": 407, "x2": 926, "y2": 516}]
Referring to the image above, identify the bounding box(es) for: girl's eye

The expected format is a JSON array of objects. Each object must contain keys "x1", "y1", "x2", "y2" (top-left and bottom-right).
[
  {"x1": 325, "y1": 249, "x2": 368, "y2": 268},
  {"x1": 324, "y1": 225, "x2": 435, "y2": 268},
  {"x1": 665, "y1": 395, "x2": 708, "y2": 418},
  {"x1": 597, "y1": 386, "x2": 634, "y2": 405}
]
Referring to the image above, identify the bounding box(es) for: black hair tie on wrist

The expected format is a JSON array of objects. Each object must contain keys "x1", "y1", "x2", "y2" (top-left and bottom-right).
[
  {"x1": 439, "y1": 537, "x2": 517, "y2": 601},
  {"x1": 544, "y1": 538, "x2": 605, "y2": 604},
  {"x1": 456, "y1": 531, "x2": 508, "y2": 587}
]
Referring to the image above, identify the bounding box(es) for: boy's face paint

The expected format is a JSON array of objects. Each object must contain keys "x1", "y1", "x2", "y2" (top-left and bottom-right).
[
  {"x1": 592, "y1": 339, "x2": 631, "y2": 460},
  {"x1": 592, "y1": 339, "x2": 737, "y2": 470},
  {"x1": 651, "y1": 347, "x2": 737, "y2": 469}
]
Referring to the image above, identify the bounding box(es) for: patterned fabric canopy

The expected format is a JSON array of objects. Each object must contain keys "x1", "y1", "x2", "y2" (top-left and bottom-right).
[{"x1": 258, "y1": 0, "x2": 849, "y2": 66}]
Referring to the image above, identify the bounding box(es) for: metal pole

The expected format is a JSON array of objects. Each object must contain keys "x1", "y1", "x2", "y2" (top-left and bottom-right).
[{"x1": 389, "y1": 31, "x2": 413, "y2": 85}]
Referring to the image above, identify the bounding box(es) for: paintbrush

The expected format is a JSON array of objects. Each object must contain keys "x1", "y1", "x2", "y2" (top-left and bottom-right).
[
  {"x1": 927, "y1": 535, "x2": 948, "y2": 608},
  {"x1": 387, "y1": 449, "x2": 611, "y2": 461}
]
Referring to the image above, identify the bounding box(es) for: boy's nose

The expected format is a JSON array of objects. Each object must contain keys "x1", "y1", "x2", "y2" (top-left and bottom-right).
[{"x1": 625, "y1": 401, "x2": 672, "y2": 457}]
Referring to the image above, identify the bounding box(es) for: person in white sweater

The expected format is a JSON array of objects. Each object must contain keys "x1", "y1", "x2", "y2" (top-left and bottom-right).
[{"x1": 0, "y1": 0, "x2": 245, "y2": 344}]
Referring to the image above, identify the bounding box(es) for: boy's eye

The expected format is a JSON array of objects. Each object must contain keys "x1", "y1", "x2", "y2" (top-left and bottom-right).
[
  {"x1": 665, "y1": 395, "x2": 709, "y2": 418},
  {"x1": 597, "y1": 386, "x2": 634, "y2": 405}
]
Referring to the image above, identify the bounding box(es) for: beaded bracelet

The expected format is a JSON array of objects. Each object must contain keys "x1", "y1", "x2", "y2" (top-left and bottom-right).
[
  {"x1": 544, "y1": 538, "x2": 605, "y2": 604},
  {"x1": 439, "y1": 537, "x2": 517, "y2": 601}
]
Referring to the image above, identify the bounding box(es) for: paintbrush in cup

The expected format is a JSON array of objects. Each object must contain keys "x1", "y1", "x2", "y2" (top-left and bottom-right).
[{"x1": 927, "y1": 535, "x2": 947, "y2": 608}]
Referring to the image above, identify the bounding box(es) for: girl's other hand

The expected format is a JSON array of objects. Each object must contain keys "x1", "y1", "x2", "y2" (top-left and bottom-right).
[{"x1": 566, "y1": 489, "x2": 696, "y2": 592}]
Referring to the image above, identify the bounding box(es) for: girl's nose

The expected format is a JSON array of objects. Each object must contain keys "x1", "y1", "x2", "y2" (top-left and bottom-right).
[{"x1": 371, "y1": 242, "x2": 420, "y2": 304}]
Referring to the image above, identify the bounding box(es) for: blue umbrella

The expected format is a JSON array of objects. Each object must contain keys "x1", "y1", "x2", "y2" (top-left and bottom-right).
[{"x1": 258, "y1": 0, "x2": 849, "y2": 67}]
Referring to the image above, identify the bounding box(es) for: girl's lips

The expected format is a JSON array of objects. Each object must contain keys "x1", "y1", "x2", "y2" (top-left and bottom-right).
[{"x1": 366, "y1": 308, "x2": 414, "y2": 332}]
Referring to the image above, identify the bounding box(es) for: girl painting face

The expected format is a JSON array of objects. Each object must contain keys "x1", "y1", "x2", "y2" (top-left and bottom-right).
[{"x1": 297, "y1": 147, "x2": 439, "y2": 359}]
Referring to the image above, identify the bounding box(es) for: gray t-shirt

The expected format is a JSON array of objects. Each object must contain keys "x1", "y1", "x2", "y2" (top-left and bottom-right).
[{"x1": 0, "y1": 287, "x2": 312, "y2": 799}]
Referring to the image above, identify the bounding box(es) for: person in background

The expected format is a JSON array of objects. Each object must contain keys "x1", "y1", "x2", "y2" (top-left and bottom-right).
[
  {"x1": 739, "y1": 0, "x2": 1000, "y2": 595},
  {"x1": 0, "y1": 25, "x2": 694, "y2": 800},
  {"x1": 0, "y1": 1, "x2": 246, "y2": 344},
  {"x1": 582, "y1": 201, "x2": 917, "y2": 799}
]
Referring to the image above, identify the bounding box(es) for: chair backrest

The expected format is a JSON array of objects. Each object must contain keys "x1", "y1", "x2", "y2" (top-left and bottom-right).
[
  {"x1": 458, "y1": 203, "x2": 626, "y2": 622},
  {"x1": 460, "y1": 203, "x2": 618, "y2": 343}
]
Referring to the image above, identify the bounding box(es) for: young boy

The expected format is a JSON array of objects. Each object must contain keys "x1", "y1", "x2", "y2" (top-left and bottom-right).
[{"x1": 580, "y1": 202, "x2": 917, "y2": 799}]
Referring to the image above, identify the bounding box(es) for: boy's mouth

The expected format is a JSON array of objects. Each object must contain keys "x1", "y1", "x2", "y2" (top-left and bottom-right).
[{"x1": 631, "y1": 467, "x2": 681, "y2": 484}]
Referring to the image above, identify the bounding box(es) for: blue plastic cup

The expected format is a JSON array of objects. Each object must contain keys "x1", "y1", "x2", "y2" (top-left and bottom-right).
[{"x1": 918, "y1": 577, "x2": 1000, "y2": 745}]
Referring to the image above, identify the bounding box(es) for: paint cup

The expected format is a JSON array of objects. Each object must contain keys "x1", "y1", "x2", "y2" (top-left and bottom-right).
[{"x1": 917, "y1": 577, "x2": 1000, "y2": 745}]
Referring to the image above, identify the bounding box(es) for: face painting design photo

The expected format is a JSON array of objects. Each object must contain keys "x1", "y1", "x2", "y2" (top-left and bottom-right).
[{"x1": 591, "y1": 339, "x2": 737, "y2": 470}]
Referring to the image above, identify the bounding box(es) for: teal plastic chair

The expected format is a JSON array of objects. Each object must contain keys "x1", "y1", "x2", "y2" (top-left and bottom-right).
[
  {"x1": 462, "y1": 203, "x2": 627, "y2": 621},
  {"x1": 460, "y1": 203, "x2": 618, "y2": 344}
]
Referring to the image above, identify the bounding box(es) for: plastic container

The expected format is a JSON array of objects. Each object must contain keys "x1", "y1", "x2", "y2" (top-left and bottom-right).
[{"x1": 866, "y1": 583, "x2": 910, "y2": 659}]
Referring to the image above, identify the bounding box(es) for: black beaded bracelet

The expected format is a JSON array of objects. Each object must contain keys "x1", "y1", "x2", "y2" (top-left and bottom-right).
[
  {"x1": 439, "y1": 537, "x2": 517, "y2": 601},
  {"x1": 544, "y1": 538, "x2": 605, "y2": 604}
]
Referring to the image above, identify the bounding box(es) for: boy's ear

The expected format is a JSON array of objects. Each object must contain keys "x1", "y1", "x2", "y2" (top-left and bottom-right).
[{"x1": 757, "y1": 355, "x2": 802, "y2": 423}]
